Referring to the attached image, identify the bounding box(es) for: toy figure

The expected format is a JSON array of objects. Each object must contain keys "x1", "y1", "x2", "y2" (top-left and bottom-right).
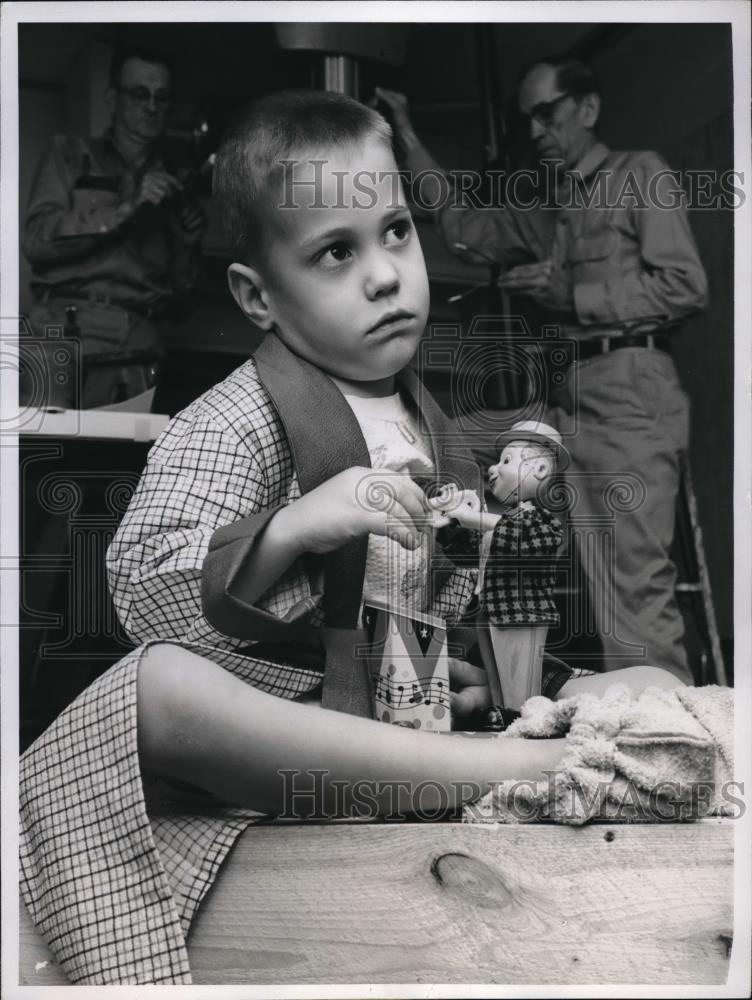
[{"x1": 430, "y1": 420, "x2": 565, "y2": 713}]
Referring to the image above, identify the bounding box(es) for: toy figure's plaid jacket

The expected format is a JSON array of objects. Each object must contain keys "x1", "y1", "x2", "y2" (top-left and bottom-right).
[
  {"x1": 19, "y1": 351, "x2": 479, "y2": 986},
  {"x1": 481, "y1": 504, "x2": 563, "y2": 626}
]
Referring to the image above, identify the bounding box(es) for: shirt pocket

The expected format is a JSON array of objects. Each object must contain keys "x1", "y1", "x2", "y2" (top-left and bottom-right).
[
  {"x1": 72, "y1": 186, "x2": 120, "y2": 226},
  {"x1": 567, "y1": 229, "x2": 616, "y2": 266}
]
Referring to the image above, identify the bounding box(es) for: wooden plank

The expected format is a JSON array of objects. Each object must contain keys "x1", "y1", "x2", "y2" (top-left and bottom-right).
[{"x1": 19, "y1": 820, "x2": 734, "y2": 987}]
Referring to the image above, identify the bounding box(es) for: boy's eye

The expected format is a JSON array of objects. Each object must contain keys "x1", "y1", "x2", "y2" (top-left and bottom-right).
[
  {"x1": 318, "y1": 242, "x2": 352, "y2": 268},
  {"x1": 384, "y1": 218, "x2": 412, "y2": 245}
]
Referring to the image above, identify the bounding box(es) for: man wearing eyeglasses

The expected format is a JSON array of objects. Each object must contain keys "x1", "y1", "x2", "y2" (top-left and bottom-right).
[
  {"x1": 375, "y1": 57, "x2": 708, "y2": 684},
  {"x1": 23, "y1": 48, "x2": 206, "y2": 408}
]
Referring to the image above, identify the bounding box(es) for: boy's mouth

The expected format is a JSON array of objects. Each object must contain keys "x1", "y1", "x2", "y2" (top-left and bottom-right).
[{"x1": 366, "y1": 309, "x2": 415, "y2": 335}]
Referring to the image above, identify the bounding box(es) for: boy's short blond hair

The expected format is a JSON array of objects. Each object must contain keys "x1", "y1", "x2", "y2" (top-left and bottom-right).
[{"x1": 213, "y1": 89, "x2": 393, "y2": 262}]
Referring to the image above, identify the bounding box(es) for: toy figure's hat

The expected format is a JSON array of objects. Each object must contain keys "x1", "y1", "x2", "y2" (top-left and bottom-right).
[{"x1": 495, "y1": 420, "x2": 569, "y2": 468}]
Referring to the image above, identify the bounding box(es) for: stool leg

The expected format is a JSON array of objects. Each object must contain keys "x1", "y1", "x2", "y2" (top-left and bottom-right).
[{"x1": 677, "y1": 455, "x2": 727, "y2": 685}]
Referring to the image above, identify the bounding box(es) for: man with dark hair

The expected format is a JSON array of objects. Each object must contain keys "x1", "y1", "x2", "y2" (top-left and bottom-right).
[
  {"x1": 524, "y1": 54, "x2": 602, "y2": 101},
  {"x1": 376, "y1": 56, "x2": 708, "y2": 682},
  {"x1": 23, "y1": 50, "x2": 206, "y2": 408}
]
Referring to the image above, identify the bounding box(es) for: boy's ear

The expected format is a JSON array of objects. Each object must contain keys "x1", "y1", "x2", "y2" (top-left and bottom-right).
[{"x1": 227, "y1": 263, "x2": 275, "y2": 331}]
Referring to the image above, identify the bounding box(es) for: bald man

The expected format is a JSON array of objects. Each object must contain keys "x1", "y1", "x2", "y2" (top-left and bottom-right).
[{"x1": 23, "y1": 48, "x2": 206, "y2": 408}]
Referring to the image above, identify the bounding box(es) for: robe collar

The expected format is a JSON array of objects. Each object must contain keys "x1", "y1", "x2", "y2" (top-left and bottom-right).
[{"x1": 252, "y1": 332, "x2": 480, "y2": 627}]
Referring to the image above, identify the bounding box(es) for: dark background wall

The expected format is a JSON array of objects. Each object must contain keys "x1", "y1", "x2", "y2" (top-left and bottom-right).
[{"x1": 17, "y1": 20, "x2": 736, "y2": 652}]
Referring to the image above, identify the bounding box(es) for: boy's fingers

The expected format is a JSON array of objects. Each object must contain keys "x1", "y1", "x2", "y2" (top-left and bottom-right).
[
  {"x1": 393, "y1": 476, "x2": 433, "y2": 524},
  {"x1": 363, "y1": 503, "x2": 421, "y2": 550},
  {"x1": 451, "y1": 685, "x2": 491, "y2": 718},
  {"x1": 384, "y1": 519, "x2": 421, "y2": 551},
  {"x1": 360, "y1": 472, "x2": 430, "y2": 525},
  {"x1": 352, "y1": 471, "x2": 434, "y2": 545},
  {"x1": 448, "y1": 658, "x2": 489, "y2": 689}
]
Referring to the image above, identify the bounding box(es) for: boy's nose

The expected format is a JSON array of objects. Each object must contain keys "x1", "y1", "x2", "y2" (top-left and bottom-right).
[{"x1": 363, "y1": 252, "x2": 400, "y2": 300}]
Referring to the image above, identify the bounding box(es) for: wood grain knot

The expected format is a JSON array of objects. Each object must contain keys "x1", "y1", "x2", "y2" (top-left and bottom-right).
[
  {"x1": 430, "y1": 852, "x2": 515, "y2": 909},
  {"x1": 604, "y1": 830, "x2": 616, "y2": 842},
  {"x1": 717, "y1": 933, "x2": 733, "y2": 957}
]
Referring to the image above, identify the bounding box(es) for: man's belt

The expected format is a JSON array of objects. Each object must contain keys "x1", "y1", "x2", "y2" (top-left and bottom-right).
[
  {"x1": 39, "y1": 288, "x2": 162, "y2": 320},
  {"x1": 576, "y1": 331, "x2": 674, "y2": 361}
]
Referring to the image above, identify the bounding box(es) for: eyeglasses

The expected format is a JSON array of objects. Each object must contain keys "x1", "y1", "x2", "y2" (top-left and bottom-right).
[
  {"x1": 118, "y1": 86, "x2": 172, "y2": 111},
  {"x1": 519, "y1": 93, "x2": 572, "y2": 127}
]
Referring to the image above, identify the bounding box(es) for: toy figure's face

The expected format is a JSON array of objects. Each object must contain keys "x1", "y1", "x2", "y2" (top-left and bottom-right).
[{"x1": 488, "y1": 441, "x2": 555, "y2": 506}]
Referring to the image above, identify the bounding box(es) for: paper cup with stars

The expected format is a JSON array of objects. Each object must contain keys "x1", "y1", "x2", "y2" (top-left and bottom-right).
[{"x1": 362, "y1": 601, "x2": 451, "y2": 732}]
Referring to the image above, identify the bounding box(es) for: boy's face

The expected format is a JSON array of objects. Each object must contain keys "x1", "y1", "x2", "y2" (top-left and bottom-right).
[
  {"x1": 256, "y1": 137, "x2": 429, "y2": 385},
  {"x1": 488, "y1": 441, "x2": 555, "y2": 506}
]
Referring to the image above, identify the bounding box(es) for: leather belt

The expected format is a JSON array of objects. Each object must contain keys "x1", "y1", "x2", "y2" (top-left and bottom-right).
[{"x1": 576, "y1": 332, "x2": 673, "y2": 361}]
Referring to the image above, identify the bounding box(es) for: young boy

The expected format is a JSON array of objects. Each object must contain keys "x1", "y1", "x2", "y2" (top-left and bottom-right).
[{"x1": 19, "y1": 90, "x2": 681, "y2": 986}]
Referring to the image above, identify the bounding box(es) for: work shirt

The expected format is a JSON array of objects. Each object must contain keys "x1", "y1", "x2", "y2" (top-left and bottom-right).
[
  {"x1": 24, "y1": 129, "x2": 202, "y2": 312},
  {"x1": 416, "y1": 141, "x2": 708, "y2": 338}
]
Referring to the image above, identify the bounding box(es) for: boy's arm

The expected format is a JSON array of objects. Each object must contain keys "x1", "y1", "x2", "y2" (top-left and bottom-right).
[
  {"x1": 203, "y1": 467, "x2": 431, "y2": 638},
  {"x1": 139, "y1": 642, "x2": 567, "y2": 817},
  {"x1": 107, "y1": 407, "x2": 310, "y2": 647}
]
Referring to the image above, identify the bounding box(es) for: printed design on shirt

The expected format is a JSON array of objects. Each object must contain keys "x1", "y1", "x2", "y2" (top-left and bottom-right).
[{"x1": 397, "y1": 421, "x2": 418, "y2": 446}]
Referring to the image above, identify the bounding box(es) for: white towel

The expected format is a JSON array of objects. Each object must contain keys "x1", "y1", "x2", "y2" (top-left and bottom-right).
[{"x1": 464, "y1": 684, "x2": 734, "y2": 826}]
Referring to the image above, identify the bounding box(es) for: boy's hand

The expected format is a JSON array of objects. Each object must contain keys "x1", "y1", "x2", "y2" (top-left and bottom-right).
[
  {"x1": 274, "y1": 467, "x2": 432, "y2": 556},
  {"x1": 449, "y1": 658, "x2": 491, "y2": 720},
  {"x1": 427, "y1": 485, "x2": 481, "y2": 528}
]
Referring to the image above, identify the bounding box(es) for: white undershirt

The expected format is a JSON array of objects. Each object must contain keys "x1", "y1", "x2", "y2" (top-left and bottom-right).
[{"x1": 343, "y1": 391, "x2": 435, "y2": 614}]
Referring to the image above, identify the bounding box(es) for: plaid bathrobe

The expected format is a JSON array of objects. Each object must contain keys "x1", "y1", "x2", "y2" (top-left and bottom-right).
[{"x1": 19, "y1": 335, "x2": 480, "y2": 985}]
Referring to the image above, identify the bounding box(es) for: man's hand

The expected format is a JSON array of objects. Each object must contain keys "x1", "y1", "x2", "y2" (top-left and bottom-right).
[
  {"x1": 136, "y1": 170, "x2": 183, "y2": 207},
  {"x1": 178, "y1": 203, "x2": 207, "y2": 245},
  {"x1": 449, "y1": 658, "x2": 491, "y2": 721},
  {"x1": 372, "y1": 87, "x2": 413, "y2": 133},
  {"x1": 497, "y1": 259, "x2": 575, "y2": 315},
  {"x1": 272, "y1": 467, "x2": 432, "y2": 557}
]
